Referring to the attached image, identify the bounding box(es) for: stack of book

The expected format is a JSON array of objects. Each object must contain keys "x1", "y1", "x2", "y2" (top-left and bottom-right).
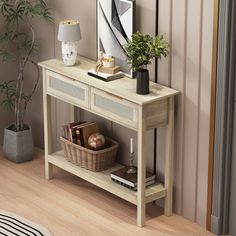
[
  {"x1": 61, "y1": 122, "x2": 99, "y2": 148},
  {"x1": 110, "y1": 166, "x2": 156, "y2": 191},
  {"x1": 87, "y1": 69, "x2": 124, "y2": 82}
]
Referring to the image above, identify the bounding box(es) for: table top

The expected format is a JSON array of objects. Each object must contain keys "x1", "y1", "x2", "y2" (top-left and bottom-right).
[{"x1": 39, "y1": 56, "x2": 179, "y2": 105}]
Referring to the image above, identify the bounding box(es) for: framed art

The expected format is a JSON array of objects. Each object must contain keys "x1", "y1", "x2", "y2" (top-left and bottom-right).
[{"x1": 97, "y1": 0, "x2": 135, "y2": 77}]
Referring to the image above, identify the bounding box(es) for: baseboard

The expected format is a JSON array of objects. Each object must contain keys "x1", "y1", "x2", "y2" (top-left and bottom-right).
[{"x1": 211, "y1": 214, "x2": 221, "y2": 235}]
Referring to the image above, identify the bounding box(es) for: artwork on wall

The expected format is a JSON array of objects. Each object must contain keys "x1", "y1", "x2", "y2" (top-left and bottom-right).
[{"x1": 97, "y1": 0, "x2": 135, "y2": 77}]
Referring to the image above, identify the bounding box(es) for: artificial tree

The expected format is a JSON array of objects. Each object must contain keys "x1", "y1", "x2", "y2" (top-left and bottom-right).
[
  {"x1": 124, "y1": 31, "x2": 169, "y2": 94},
  {"x1": 0, "y1": 0, "x2": 52, "y2": 132}
]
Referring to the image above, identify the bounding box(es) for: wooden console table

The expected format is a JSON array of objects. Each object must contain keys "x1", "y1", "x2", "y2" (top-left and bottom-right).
[{"x1": 39, "y1": 56, "x2": 179, "y2": 227}]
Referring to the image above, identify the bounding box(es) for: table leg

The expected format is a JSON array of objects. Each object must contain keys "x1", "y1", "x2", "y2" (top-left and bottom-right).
[
  {"x1": 137, "y1": 106, "x2": 146, "y2": 227},
  {"x1": 43, "y1": 69, "x2": 53, "y2": 180},
  {"x1": 164, "y1": 97, "x2": 174, "y2": 216}
]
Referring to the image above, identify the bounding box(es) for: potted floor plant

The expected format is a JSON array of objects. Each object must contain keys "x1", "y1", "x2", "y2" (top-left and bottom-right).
[
  {"x1": 0, "y1": 0, "x2": 52, "y2": 163},
  {"x1": 124, "y1": 31, "x2": 169, "y2": 95}
]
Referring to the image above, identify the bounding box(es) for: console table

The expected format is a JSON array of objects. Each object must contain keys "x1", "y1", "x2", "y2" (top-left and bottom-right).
[{"x1": 39, "y1": 56, "x2": 179, "y2": 227}]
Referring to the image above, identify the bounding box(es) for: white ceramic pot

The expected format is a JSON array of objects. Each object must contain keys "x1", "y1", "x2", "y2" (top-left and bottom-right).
[
  {"x1": 102, "y1": 60, "x2": 115, "y2": 68},
  {"x1": 61, "y1": 41, "x2": 78, "y2": 66}
]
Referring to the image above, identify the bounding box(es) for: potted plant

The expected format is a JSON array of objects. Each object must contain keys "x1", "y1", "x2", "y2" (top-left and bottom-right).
[
  {"x1": 0, "y1": 0, "x2": 52, "y2": 163},
  {"x1": 124, "y1": 31, "x2": 169, "y2": 95}
]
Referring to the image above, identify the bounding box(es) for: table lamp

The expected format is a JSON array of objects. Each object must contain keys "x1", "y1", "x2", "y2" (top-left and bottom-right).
[{"x1": 58, "y1": 20, "x2": 81, "y2": 66}]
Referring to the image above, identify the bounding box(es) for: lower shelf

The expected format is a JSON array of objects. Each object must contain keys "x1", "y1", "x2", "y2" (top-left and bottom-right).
[{"x1": 47, "y1": 151, "x2": 166, "y2": 205}]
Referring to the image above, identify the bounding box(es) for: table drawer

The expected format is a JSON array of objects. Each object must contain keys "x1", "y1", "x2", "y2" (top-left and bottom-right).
[
  {"x1": 91, "y1": 88, "x2": 138, "y2": 129},
  {"x1": 46, "y1": 70, "x2": 89, "y2": 108}
]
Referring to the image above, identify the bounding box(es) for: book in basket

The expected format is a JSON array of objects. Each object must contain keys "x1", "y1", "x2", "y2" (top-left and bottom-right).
[
  {"x1": 74, "y1": 122, "x2": 99, "y2": 148},
  {"x1": 110, "y1": 166, "x2": 155, "y2": 188}
]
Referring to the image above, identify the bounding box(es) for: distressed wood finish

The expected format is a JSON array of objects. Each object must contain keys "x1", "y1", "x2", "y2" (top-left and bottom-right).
[
  {"x1": 39, "y1": 58, "x2": 179, "y2": 106},
  {"x1": 48, "y1": 151, "x2": 166, "y2": 205},
  {"x1": 164, "y1": 97, "x2": 175, "y2": 216},
  {"x1": 137, "y1": 105, "x2": 146, "y2": 226},
  {"x1": 42, "y1": 68, "x2": 53, "y2": 180},
  {"x1": 144, "y1": 99, "x2": 168, "y2": 130},
  {"x1": 40, "y1": 57, "x2": 179, "y2": 226}
]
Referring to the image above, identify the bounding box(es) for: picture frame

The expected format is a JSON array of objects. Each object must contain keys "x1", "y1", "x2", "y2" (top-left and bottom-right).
[{"x1": 97, "y1": 0, "x2": 136, "y2": 78}]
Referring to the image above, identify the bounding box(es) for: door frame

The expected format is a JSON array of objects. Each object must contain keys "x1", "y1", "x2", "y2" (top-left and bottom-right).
[
  {"x1": 207, "y1": 0, "x2": 236, "y2": 234},
  {"x1": 207, "y1": 0, "x2": 219, "y2": 231}
]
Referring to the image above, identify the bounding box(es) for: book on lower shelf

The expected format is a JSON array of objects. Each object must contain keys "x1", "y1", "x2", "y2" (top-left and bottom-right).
[
  {"x1": 111, "y1": 166, "x2": 156, "y2": 191},
  {"x1": 87, "y1": 69, "x2": 124, "y2": 82},
  {"x1": 112, "y1": 178, "x2": 156, "y2": 191}
]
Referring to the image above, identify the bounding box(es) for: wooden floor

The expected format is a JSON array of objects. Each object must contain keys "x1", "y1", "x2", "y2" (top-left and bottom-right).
[{"x1": 0, "y1": 149, "x2": 215, "y2": 236}]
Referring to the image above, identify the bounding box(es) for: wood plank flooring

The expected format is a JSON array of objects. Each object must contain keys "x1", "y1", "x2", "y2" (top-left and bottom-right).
[{"x1": 0, "y1": 149, "x2": 215, "y2": 236}]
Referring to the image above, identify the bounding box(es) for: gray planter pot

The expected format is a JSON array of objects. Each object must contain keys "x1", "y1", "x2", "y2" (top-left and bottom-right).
[{"x1": 3, "y1": 124, "x2": 34, "y2": 163}]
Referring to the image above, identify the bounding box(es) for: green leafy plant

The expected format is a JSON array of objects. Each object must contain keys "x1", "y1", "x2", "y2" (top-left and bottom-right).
[
  {"x1": 124, "y1": 31, "x2": 169, "y2": 72},
  {"x1": 0, "y1": 0, "x2": 53, "y2": 131}
]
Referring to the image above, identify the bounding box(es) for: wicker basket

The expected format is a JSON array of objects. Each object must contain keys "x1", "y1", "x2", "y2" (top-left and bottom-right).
[{"x1": 60, "y1": 137, "x2": 119, "y2": 172}]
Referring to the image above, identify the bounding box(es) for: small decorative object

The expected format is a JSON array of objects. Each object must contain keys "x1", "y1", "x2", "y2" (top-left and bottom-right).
[
  {"x1": 127, "y1": 138, "x2": 137, "y2": 174},
  {"x1": 102, "y1": 57, "x2": 115, "y2": 68},
  {"x1": 95, "y1": 51, "x2": 104, "y2": 73},
  {"x1": 124, "y1": 31, "x2": 169, "y2": 94},
  {"x1": 88, "y1": 132, "x2": 106, "y2": 150},
  {"x1": 0, "y1": 0, "x2": 52, "y2": 163},
  {"x1": 58, "y1": 20, "x2": 82, "y2": 66},
  {"x1": 95, "y1": 52, "x2": 121, "y2": 75}
]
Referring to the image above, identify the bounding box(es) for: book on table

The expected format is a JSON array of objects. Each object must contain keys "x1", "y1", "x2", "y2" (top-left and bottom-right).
[
  {"x1": 97, "y1": 66, "x2": 121, "y2": 74},
  {"x1": 111, "y1": 166, "x2": 156, "y2": 191},
  {"x1": 87, "y1": 69, "x2": 124, "y2": 82}
]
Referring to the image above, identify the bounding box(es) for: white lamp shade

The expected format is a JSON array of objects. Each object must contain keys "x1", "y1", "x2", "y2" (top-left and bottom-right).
[{"x1": 58, "y1": 20, "x2": 82, "y2": 42}]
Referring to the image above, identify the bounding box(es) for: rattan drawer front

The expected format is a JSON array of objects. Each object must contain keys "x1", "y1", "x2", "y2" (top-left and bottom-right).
[
  {"x1": 91, "y1": 88, "x2": 138, "y2": 129},
  {"x1": 46, "y1": 70, "x2": 89, "y2": 108}
]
